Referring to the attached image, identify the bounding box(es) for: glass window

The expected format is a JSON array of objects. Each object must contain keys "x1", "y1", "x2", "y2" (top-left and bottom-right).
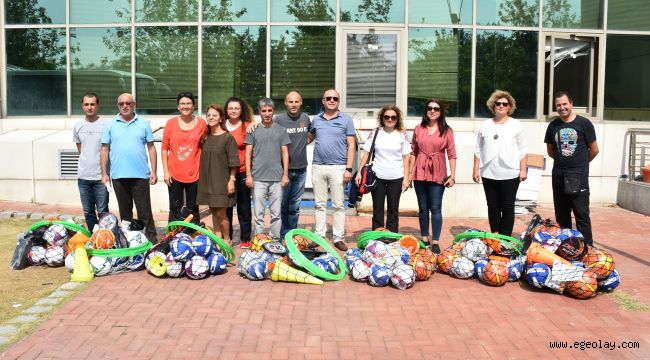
[
  {"x1": 5, "y1": 0, "x2": 66, "y2": 24},
  {"x1": 477, "y1": 0, "x2": 538, "y2": 26},
  {"x1": 608, "y1": 0, "x2": 650, "y2": 31},
  {"x1": 409, "y1": 0, "x2": 472, "y2": 25},
  {"x1": 271, "y1": 26, "x2": 335, "y2": 115},
  {"x1": 71, "y1": 0, "x2": 132, "y2": 24},
  {"x1": 6, "y1": 28, "x2": 66, "y2": 115},
  {"x1": 136, "y1": 0, "x2": 198, "y2": 22},
  {"x1": 340, "y1": 0, "x2": 405, "y2": 23},
  {"x1": 271, "y1": 0, "x2": 335, "y2": 22},
  {"x1": 475, "y1": 30, "x2": 538, "y2": 119},
  {"x1": 605, "y1": 35, "x2": 650, "y2": 121},
  {"x1": 543, "y1": 0, "x2": 603, "y2": 29},
  {"x1": 135, "y1": 27, "x2": 198, "y2": 115},
  {"x1": 202, "y1": 26, "x2": 266, "y2": 113},
  {"x1": 70, "y1": 28, "x2": 132, "y2": 116},
  {"x1": 408, "y1": 28, "x2": 471, "y2": 117},
  {"x1": 203, "y1": 0, "x2": 266, "y2": 22}
]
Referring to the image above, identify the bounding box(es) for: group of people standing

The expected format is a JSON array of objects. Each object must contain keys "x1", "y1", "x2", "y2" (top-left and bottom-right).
[{"x1": 73, "y1": 88, "x2": 598, "y2": 253}]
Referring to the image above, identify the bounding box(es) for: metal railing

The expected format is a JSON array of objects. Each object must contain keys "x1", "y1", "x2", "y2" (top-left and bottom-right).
[{"x1": 622, "y1": 128, "x2": 650, "y2": 182}]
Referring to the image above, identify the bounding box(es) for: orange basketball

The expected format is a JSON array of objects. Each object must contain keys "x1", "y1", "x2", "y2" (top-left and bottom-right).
[
  {"x1": 251, "y1": 233, "x2": 273, "y2": 252},
  {"x1": 482, "y1": 238, "x2": 501, "y2": 253},
  {"x1": 291, "y1": 234, "x2": 311, "y2": 250},
  {"x1": 436, "y1": 249, "x2": 459, "y2": 274},
  {"x1": 482, "y1": 260, "x2": 509, "y2": 286},
  {"x1": 415, "y1": 248, "x2": 436, "y2": 265},
  {"x1": 451, "y1": 241, "x2": 465, "y2": 251},
  {"x1": 410, "y1": 254, "x2": 434, "y2": 281},
  {"x1": 399, "y1": 235, "x2": 419, "y2": 255},
  {"x1": 488, "y1": 254, "x2": 511, "y2": 263},
  {"x1": 582, "y1": 248, "x2": 615, "y2": 280},
  {"x1": 90, "y1": 229, "x2": 115, "y2": 249},
  {"x1": 566, "y1": 269, "x2": 598, "y2": 299}
]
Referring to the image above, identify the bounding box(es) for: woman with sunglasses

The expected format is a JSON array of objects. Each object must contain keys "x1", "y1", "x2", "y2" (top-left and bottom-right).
[
  {"x1": 224, "y1": 97, "x2": 254, "y2": 248},
  {"x1": 197, "y1": 104, "x2": 240, "y2": 245},
  {"x1": 473, "y1": 90, "x2": 527, "y2": 237},
  {"x1": 408, "y1": 99, "x2": 457, "y2": 254},
  {"x1": 161, "y1": 91, "x2": 206, "y2": 225},
  {"x1": 355, "y1": 106, "x2": 411, "y2": 233}
]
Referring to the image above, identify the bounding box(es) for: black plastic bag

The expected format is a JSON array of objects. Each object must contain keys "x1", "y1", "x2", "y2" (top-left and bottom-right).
[{"x1": 10, "y1": 232, "x2": 33, "y2": 270}]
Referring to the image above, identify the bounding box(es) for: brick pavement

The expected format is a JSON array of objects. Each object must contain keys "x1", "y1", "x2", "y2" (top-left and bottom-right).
[{"x1": 1, "y1": 201, "x2": 650, "y2": 359}]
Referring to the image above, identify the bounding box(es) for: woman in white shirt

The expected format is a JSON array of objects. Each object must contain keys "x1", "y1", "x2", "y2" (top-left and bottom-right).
[
  {"x1": 473, "y1": 90, "x2": 527, "y2": 236},
  {"x1": 355, "y1": 106, "x2": 411, "y2": 233}
]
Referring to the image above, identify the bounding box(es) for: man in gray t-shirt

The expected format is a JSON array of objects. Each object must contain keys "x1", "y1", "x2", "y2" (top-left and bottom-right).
[
  {"x1": 245, "y1": 98, "x2": 290, "y2": 241},
  {"x1": 274, "y1": 91, "x2": 311, "y2": 238},
  {"x1": 73, "y1": 93, "x2": 109, "y2": 231}
]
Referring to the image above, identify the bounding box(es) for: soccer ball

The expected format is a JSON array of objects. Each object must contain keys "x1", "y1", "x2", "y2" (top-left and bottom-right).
[
  {"x1": 145, "y1": 251, "x2": 168, "y2": 277},
  {"x1": 582, "y1": 248, "x2": 615, "y2": 279},
  {"x1": 566, "y1": 269, "x2": 598, "y2": 299},
  {"x1": 436, "y1": 249, "x2": 459, "y2": 274},
  {"x1": 27, "y1": 245, "x2": 47, "y2": 265},
  {"x1": 345, "y1": 248, "x2": 363, "y2": 269},
  {"x1": 44, "y1": 245, "x2": 65, "y2": 267},
  {"x1": 192, "y1": 235, "x2": 215, "y2": 257},
  {"x1": 207, "y1": 252, "x2": 227, "y2": 275},
  {"x1": 91, "y1": 229, "x2": 116, "y2": 249},
  {"x1": 482, "y1": 260, "x2": 509, "y2": 286},
  {"x1": 350, "y1": 259, "x2": 371, "y2": 282},
  {"x1": 127, "y1": 231, "x2": 148, "y2": 247},
  {"x1": 107, "y1": 257, "x2": 129, "y2": 273},
  {"x1": 165, "y1": 253, "x2": 185, "y2": 278},
  {"x1": 126, "y1": 254, "x2": 146, "y2": 271},
  {"x1": 391, "y1": 264, "x2": 416, "y2": 290},
  {"x1": 90, "y1": 256, "x2": 112, "y2": 276},
  {"x1": 362, "y1": 240, "x2": 388, "y2": 264},
  {"x1": 368, "y1": 263, "x2": 391, "y2": 287},
  {"x1": 43, "y1": 224, "x2": 68, "y2": 246},
  {"x1": 170, "y1": 234, "x2": 196, "y2": 261},
  {"x1": 244, "y1": 258, "x2": 269, "y2": 281},
  {"x1": 460, "y1": 238, "x2": 487, "y2": 262},
  {"x1": 64, "y1": 251, "x2": 75, "y2": 272},
  {"x1": 507, "y1": 257, "x2": 525, "y2": 282},
  {"x1": 526, "y1": 263, "x2": 551, "y2": 288},
  {"x1": 450, "y1": 256, "x2": 475, "y2": 279},
  {"x1": 409, "y1": 254, "x2": 433, "y2": 281},
  {"x1": 185, "y1": 256, "x2": 209, "y2": 280},
  {"x1": 474, "y1": 258, "x2": 488, "y2": 282},
  {"x1": 597, "y1": 269, "x2": 621, "y2": 292},
  {"x1": 533, "y1": 231, "x2": 554, "y2": 244}
]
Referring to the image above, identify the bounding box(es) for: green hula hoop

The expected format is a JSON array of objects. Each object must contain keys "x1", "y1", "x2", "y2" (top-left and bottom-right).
[
  {"x1": 28, "y1": 220, "x2": 92, "y2": 237},
  {"x1": 166, "y1": 221, "x2": 235, "y2": 263},
  {"x1": 87, "y1": 241, "x2": 153, "y2": 257},
  {"x1": 284, "y1": 229, "x2": 347, "y2": 281},
  {"x1": 453, "y1": 231, "x2": 523, "y2": 256},
  {"x1": 357, "y1": 231, "x2": 427, "y2": 250}
]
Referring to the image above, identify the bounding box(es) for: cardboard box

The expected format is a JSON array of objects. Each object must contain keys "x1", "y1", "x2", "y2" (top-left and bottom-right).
[{"x1": 527, "y1": 153, "x2": 545, "y2": 169}]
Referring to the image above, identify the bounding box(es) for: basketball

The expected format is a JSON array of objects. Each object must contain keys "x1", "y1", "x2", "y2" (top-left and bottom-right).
[
  {"x1": 436, "y1": 249, "x2": 459, "y2": 274},
  {"x1": 414, "y1": 248, "x2": 436, "y2": 265},
  {"x1": 460, "y1": 238, "x2": 488, "y2": 262},
  {"x1": 145, "y1": 251, "x2": 167, "y2": 277},
  {"x1": 207, "y1": 252, "x2": 227, "y2": 275},
  {"x1": 91, "y1": 229, "x2": 116, "y2": 249},
  {"x1": 526, "y1": 263, "x2": 551, "y2": 288},
  {"x1": 597, "y1": 269, "x2": 621, "y2": 292},
  {"x1": 450, "y1": 256, "x2": 475, "y2": 279},
  {"x1": 165, "y1": 253, "x2": 185, "y2": 278},
  {"x1": 290, "y1": 234, "x2": 310, "y2": 250},
  {"x1": 27, "y1": 245, "x2": 46, "y2": 265},
  {"x1": 474, "y1": 258, "x2": 488, "y2": 282},
  {"x1": 252, "y1": 233, "x2": 274, "y2": 251},
  {"x1": 582, "y1": 248, "x2": 615, "y2": 279},
  {"x1": 482, "y1": 260, "x2": 509, "y2": 286},
  {"x1": 185, "y1": 256, "x2": 209, "y2": 280},
  {"x1": 391, "y1": 264, "x2": 416, "y2": 290},
  {"x1": 170, "y1": 234, "x2": 196, "y2": 261},
  {"x1": 192, "y1": 234, "x2": 215, "y2": 257},
  {"x1": 44, "y1": 245, "x2": 65, "y2": 267},
  {"x1": 90, "y1": 256, "x2": 112, "y2": 276},
  {"x1": 410, "y1": 254, "x2": 433, "y2": 281},
  {"x1": 566, "y1": 269, "x2": 598, "y2": 299},
  {"x1": 350, "y1": 258, "x2": 371, "y2": 282},
  {"x1": 43, "y1": 224, "x2": 69, "y2": 246},
  {"x1": 368, "y1": 263, "x2": 391, "y2": 287}
]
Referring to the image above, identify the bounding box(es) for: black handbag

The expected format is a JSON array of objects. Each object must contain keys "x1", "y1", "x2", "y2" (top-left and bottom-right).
[
  {"x1": 563, "y1": 173, "x2": 582, "y2": 195},
  {"x1": 358, "y1": 128, "x2": 380, "y2": 194}
]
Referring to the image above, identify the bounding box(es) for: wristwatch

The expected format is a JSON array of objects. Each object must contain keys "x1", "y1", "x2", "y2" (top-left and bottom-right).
[{"x1": 345, "y1": 167, "x2": 353, "y2": 172}]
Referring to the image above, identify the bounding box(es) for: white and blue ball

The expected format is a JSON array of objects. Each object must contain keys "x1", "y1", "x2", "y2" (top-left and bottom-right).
[
  {"x1": 126, "y1": 253, "x2": 146, "y2": 271},
  {"x1": 368, "y1": 263, "x2": 391, "y2": 287},
  {"x1": 345, "y1": 248, "x2": 363, "y2": 269},
  {"x1": 474, "y1": 258, "x2": 488, "y2": 282},
  {"x1": 390, "y1": 264, "x2": 416, "y2": 290},
  {"x1": 127, "y1": 231, "x2": 148, "y2": 248},
  {"x1": 207, "y1": 252, "x2": 227, "y2": 275},
  {"x1": 507, "y1": 258, "x2": 525, "y2": 282},
  {"x1": 170, "y1": 234, "x2": 196, "y2": 261},
  {"x1": 165, "y1": 253, "x2": 185, "y2": 278},
  {"x1": 64, "y1": 250, "x2": 75, "y2": 272},
  {"x1": 350, "y1": 259, "x2": 371, "y2": 282},
  {"x1": 43, "y1": 224, "x2": 69, "y2": 247},
  {"x1": 185, "y1": 255, "x2": 209, "y2": 280},
  {"x1": 44, "y1": 245, "x2": 65, "y2": 267},
  {"x1": 450, "y1": 256, "x2": 475, "y2": 279},
  {"x1": 460, "y1": 238, "x2": 487, "y2": 262},
  {"x1": 526, "y1": 263, "x2": 551, "y2": 289},
  {"x1": 90, "y1": 256, "x2": 112, "y2": 276},
  {"x1": 192, "y1": 235, "x2": 215, "y2": 257},
  {"x1": 597, "y1": 269, "x2": 621, "y2": 292}
]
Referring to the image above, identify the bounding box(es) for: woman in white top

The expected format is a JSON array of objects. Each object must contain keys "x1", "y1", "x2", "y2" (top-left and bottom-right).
[
  {"x1": 355, "y1": 105, "x2": 411, "y2": 233},
  {"x1": 473, "y1": 90, "x2": 527, "y2": 236}
]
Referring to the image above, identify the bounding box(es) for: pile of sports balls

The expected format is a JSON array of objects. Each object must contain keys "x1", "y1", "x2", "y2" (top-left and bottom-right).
[
  {"x1": 145, "y1": 232, "x2": 227, "y2": 279},
  {"x1": 345, "y1": 239, "x2": 436, "y2": 290},
  {"x1": 19, "y1": 223, "x2": 74, "y2": 268}
]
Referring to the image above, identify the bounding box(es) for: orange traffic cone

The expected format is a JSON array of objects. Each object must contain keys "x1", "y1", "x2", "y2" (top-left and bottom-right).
[
  {"x1": 526, "y1": 242, "x2": 571, "y2": 267},
  {"x1": 69, "y1": 232, "x2": 94, "y2": 282},
  {"x1": 269, "y1": 259, "x2": 323, "y2": 285}
]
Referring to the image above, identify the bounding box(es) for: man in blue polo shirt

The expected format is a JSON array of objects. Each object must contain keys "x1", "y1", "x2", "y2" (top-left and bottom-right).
[
  {"x1": 101, "y1": 93, "x2": 158, "y2": 242},
  {"x1": 309, "y1": 89, "x2": 356, "y2": 251}
]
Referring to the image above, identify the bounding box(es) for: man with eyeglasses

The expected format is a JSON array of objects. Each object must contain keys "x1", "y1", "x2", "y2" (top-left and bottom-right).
[
  {"x1": 544, "y1": 91, "x2": 599, "y2": 246},
  {"x1": 309, "y1": 89, "x2": 356, "y2": 251},
  {"x1": 244, "y1": 98, "x2": 290, "y2": 241},
  {"x1": 101, "y1": 93, "x2": 158, "y2": 242}
]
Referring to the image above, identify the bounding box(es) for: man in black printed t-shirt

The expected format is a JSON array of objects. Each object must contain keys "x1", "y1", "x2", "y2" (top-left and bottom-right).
[{"x1": 544, "y1": 91, "x2": 599, "y2": 245}]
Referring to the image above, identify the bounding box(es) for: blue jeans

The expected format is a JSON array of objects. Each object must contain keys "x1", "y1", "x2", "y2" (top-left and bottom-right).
[
  {"x1": 413, "y1": 180, "x2": 445, "y2": 240},
  {"x1": 281, "y1": 168, "x2": 307, "y2": 238},
  {"x1": 78, "y1": 179, "x2": 109, "y2": 231}
]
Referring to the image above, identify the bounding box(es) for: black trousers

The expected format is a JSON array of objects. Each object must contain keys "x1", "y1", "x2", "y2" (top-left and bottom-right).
[
  {"x1": 551, "y1": 170, "x2": 593, "y2": 245},
  {"x1": 167, "y1": 178, "x2": 200, "y2": 225},
  {"x1": 481, "y1": 177, "x2": 520, "y2": 237},
  {"x1": 227, "y1": 172, "x2": 252, "y2": 242},
  {"x1": 371, "y1": 177, "x2": 403, "y2": 233},
  {"x1": 112, "y1": 178, "x2": 157, "y2": 242}
]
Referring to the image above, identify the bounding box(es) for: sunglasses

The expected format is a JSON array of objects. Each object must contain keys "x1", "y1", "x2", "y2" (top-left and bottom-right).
[
  {"x1": 382, "y1": 115, "x2": 398, "y2": 121},
  {"x1": 495, "y1": 101, "x2": 510, "y2": 107},
  {"x1": 117, "y1": 101, "x2": 134, "y2": 106},
  {"x1": 323, "y1": 96, "x2": 339, "y2": 102},
  {"x1": 427, "y1": 106, "x2": 441, "y2": 112}
]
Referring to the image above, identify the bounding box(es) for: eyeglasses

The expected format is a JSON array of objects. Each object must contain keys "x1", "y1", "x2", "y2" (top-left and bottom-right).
[
  {"x1": 427, "y1": 106, "x2": 441, "y2": 112},
  {"x1": 117, "y1": 101, "x2": 134, "y2": 106},
  {"x1": 382, "y1": 115, "x2": 398, "y2": 121},
  {"x1": 495, "y1": 101, "x2": 510, "y2": 107},
  {"x1": 323, "y1": 96, "x2": 339, "y2": 102}
]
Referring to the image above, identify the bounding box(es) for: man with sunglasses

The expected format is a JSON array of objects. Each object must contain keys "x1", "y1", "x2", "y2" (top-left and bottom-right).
[
  {"x1": 309, "y1": 89, "x2": 356, "y2": 251},
  {"x1": 101, "y1": 93, "x2": 158, "y2": 242}
]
